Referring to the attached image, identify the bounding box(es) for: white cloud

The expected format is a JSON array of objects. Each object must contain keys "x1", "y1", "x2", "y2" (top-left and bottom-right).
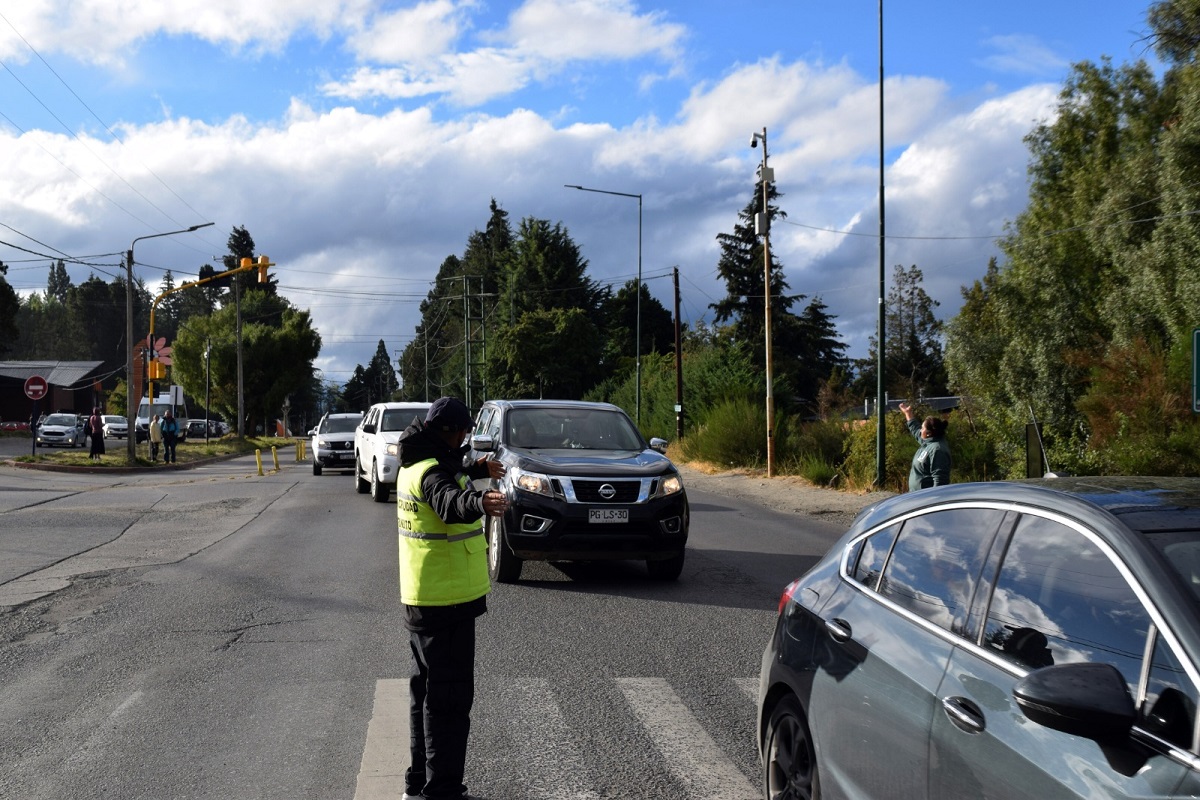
[
  {"x1": 345, "y1": 0, "x2": 472, "y2": 63},
  {"x1": 499, "y1": 0, "x2": 686, "y2": 63},
  {"x1": 0, "y1": 1, "x2": 376, "y2": 64},
  {"x1": 322, "y1": 0, "x2": 686, "y2": 105},
  {"x1": 977, "y1": 34, "x2": 1069, "y2": 78}
]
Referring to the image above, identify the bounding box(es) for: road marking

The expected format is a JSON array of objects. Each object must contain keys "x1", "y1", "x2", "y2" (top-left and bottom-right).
[
  {"x1": 616, "y1": 677, "x2": 759, "y2": 800},
  {"x1": 354, "y1": 679, "x2": 409, "y2": 800},
  {"x1": 355, "y1": 676, "x2": 758, "y2": 799}
]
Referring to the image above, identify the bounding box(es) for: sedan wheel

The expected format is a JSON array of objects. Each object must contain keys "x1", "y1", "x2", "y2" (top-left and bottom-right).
[
  {"x1": 370, "y1": 461, "x2": 390, "y2": 503},
  {"x1": 764, "y1": 694, "x2": 819, "y2": 800},
  {"x1": 487, "y1": 514, "x2": 522, "y2": 583}
]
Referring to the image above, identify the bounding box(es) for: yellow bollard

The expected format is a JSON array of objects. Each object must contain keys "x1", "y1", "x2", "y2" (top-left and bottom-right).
[
  {"x1": 255, "y1": 449, "x2": 264, "y2": 476},
  {"x1": 271, "y1": 446, "x2": 279, "y2": 471}
]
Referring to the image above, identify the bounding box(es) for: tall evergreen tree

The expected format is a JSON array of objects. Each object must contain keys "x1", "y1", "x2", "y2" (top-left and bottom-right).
[
  {"x1": 855, "y1": 265, "x2": 946, "y2": 402},
  {"x1": 46, "y1": 259, "x2": 71, "y2": 303}
]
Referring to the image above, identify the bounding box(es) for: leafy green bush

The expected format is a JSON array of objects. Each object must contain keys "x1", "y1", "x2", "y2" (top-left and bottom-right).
[{"x1": 677, "y1": 396, "x2": 766, "y2": 467}]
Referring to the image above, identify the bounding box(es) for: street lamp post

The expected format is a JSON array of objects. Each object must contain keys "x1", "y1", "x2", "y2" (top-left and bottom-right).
[
  {"x1": 565, "y1": 184, "x2": 642, "y2": 426},
  {"x1": 750, "y1": 128, "x2": 775, "y2": 477},
  {"x1": 125, "y1": 222, "x2": 215, "y2": 463},
  {"x1": 876, "y1": 0, "x2": 888, "y2": 488}
]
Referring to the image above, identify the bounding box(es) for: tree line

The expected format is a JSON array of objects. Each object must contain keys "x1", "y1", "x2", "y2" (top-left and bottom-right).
[
  {"x1": 0, "y1": 226, "x2": 323, "y2": 436},
  {"x1": 5, "y1": 0, "x2": 1195, "y2": 483}
]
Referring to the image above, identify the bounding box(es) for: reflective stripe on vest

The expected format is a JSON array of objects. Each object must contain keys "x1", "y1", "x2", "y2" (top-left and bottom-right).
[{"x1": 396, "y1": 457, "x2": 490, "y2": 606}]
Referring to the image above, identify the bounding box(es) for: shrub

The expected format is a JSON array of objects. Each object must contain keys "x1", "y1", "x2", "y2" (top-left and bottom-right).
[{"x1": 677, "y1": 397, "x2": 766, "y2": 468}]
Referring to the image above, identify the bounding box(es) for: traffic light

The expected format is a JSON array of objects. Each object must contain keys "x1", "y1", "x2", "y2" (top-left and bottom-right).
[{"x1": 257, "y1": 256, "x2": 270, "y2": 283}]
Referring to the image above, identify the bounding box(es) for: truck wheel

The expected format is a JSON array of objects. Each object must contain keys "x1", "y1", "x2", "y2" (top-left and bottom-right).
[
  {"x1": 487, "y1": 515, "x2": 523, "y2": 583},
  {"x1": 354, "y1": 458, "x2": 370, "y2": 494},
  {"x1": 370, "y1": 461, "x2": 391, "y2": 503}
]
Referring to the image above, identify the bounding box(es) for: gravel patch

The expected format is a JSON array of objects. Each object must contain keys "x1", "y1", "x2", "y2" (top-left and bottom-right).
[{"x1": 676, "y1": 463, "x2": 897, "y2": 530}]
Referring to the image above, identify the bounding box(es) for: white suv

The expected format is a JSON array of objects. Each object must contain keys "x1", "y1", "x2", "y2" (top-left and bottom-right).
[
  {"x1": 309, "y1": 411, "x2": 363, "y2": 476},
  {"x1": 354, "y1": 402, "x2": 432, "y2": 503}
]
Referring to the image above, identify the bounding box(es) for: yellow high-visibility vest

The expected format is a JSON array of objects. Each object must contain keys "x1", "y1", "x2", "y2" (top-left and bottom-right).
[{"x1": 397, "y1": 457, "x2": 490, "y2": 606}]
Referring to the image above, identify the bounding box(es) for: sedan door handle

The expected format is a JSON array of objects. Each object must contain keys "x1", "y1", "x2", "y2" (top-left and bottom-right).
[
  {"x1": 824, "y1": 618, "x2": 852, "y2": 643},
  {"x1": 941, "y1": 696, "x2": 986, "y2": 734}
]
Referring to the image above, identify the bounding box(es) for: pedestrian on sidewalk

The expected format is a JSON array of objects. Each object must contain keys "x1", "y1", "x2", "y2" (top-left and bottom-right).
[
  {"x1": 149, "y1": 414, "x2": 163, "y2": 462},
  {"x1": 87, "y1": 408, "x2": 105, "y2": 460},
  {"x1": 899, "y1": 401, "x2": 951, "y2": 491}
]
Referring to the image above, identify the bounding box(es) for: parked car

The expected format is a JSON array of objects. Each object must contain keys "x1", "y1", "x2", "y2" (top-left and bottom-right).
[
  {"x1": 101, "y1": 415, "x2": 128, "y2": 439},
  {"x1": 309, "y1": 411, "x2": 362, "y2": 476},
  {"x1": 466, "y1": 399, "x2": 689, "y2": 582},
  {"x1": 354, "y1": 402, "x2": 432, "y2": 503},
  {"x1": 186, "y1": 419, "x2": 218, "y2": 439},
  {"x1": 757, "y1": 477, "x2": 1200, "y2": 800},
  {"x1": 35, "y1": 413, "x2": 85, "y2": 447}
]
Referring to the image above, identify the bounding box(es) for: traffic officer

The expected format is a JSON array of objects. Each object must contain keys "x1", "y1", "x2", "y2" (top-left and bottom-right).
[{"x1": 396, "y1": 396, "x2": 506, "y2": 800}]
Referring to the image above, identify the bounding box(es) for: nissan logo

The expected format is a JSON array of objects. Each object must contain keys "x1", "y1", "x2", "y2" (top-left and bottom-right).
[{"x1": 598, "y1": 483, "x2": 616, "y2": 499}]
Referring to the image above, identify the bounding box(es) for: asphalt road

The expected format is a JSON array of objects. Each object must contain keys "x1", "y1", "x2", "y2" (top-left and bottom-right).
[{"x1": 0, "y1": 450, "x2": 845, "y2": 800}]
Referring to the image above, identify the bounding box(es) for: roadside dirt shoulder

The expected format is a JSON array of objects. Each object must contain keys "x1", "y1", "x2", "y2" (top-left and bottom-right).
[{"x1": 676, "y1": 462, "x2": 896, "y2": 530}]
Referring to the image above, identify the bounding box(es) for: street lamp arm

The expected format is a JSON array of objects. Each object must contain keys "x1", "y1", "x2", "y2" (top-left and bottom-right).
[
  {"x1": 564, "y1": 184, "x2": 641, "y2": 201},
  {"x1": 124, "y1": 221, "x2": 215, "y2": 464},
  {"x1": 564, "y1": 183, "x2": 643, "y2": 424}
]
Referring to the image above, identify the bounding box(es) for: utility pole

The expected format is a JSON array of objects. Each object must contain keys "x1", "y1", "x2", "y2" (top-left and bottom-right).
[
  {"x1": 751, "y1": 127, "x2": 775, "y2": 477},
  {"x1": 673, "y1": 266, "x2": 683, "y2": 441}
]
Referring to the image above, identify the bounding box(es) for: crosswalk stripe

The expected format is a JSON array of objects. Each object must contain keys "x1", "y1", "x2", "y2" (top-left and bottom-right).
[
  {"x1": 354, "y1": 679, "x2": 409, "y2": 800},
  {"x1": 615, "y1": 677, "x2": 759, "y2": 800},
  {"x1": 355, "y1": 676, "x2": 759, "y2": 799}
]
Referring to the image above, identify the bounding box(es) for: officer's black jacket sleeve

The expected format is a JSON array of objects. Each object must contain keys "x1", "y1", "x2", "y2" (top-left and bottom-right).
[{"x1": 421, "y1": 466, "x2": 486, "y2": 525}]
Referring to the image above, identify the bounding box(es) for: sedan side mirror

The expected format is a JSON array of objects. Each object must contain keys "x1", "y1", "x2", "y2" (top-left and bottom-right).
[
  {"x1": 649, "y1": 437, "x2": 668, "y2": 454},
  {"x1": 1013, "y1": 662, "x2": 1136, "y2": 742}
]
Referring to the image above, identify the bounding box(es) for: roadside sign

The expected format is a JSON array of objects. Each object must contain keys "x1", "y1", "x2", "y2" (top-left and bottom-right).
[{"x1": 24, "y1": 375, "x2": 48, "y2": 401}]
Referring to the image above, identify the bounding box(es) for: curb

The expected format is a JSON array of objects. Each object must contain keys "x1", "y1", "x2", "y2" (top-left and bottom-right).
[{"x1": 2, "y1": 443, "x2": 300, "y2": 475}]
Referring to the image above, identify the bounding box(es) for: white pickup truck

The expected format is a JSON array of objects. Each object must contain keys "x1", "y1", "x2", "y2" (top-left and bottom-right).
[{"x1": 353, "y1": 401, "x2": 431, "y2": 503}]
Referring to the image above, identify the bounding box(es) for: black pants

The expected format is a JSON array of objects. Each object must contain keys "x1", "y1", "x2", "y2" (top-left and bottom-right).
[
  {"x1": 406, "y1": 619, "x2": 476, "y2": 800},
  {"x1": 163, "y1": 436, "x2": 177, "y2": 463}
]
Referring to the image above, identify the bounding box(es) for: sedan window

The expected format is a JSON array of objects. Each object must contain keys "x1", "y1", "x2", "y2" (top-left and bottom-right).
[
  {"x1": 983, "y1": 515, "x2": 1149, "y2": 691},
  {"x1": 875, "y1": 508, "x2": 1003, "y2": 635},
  {"x1": 849, "y1": 523, "x2": 900, "y2": 589}
]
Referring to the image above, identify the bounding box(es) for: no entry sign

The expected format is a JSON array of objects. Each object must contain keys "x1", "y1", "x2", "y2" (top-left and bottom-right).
[{"x1": 24, "y1": 375, "x2": 48, "y2": 401}]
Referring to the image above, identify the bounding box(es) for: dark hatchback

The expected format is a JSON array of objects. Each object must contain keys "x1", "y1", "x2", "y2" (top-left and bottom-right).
[
  {"x1": 467, "y1": 399, "x2": 689, "y2": 582},
  {"x1": 758, "y1": 477, "x2": 1200, "y2": 800}
]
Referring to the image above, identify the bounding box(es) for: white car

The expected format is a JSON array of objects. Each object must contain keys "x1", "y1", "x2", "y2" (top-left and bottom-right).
[
  {"x1": 354, "y1": 402, "x2": 432, "y2": 503},
  {"x1": 36, "y1": 413, "x2": 84, "y2": 447},
  {"x1": 309, "y1": 412, "x2": 363, "y2": 476},
  {"x1": 101, "y1": 415, "x2": 128, "y2": 439}
]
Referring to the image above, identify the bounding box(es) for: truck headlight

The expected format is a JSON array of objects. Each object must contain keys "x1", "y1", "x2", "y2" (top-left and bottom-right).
[{"x1": 512, "y1": 467, "x2": 553, "y2": 497}]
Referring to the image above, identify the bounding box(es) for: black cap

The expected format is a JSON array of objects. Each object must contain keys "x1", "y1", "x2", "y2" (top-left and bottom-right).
[{"x1": 425, "y1": 397, "x2": 473, "y2": 431}]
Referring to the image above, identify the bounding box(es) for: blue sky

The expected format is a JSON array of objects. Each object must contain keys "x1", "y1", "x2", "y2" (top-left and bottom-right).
[{"x1": 0, "y1": 1, "x2": 1158, "y2": 392}]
